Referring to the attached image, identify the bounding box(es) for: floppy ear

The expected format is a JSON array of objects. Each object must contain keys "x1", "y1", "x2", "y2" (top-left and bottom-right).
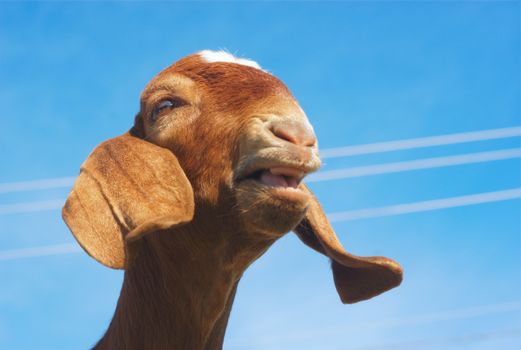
[
  {"x1": 294, "y1": 184, "x2": 403, "y2": 304},
  {"x1": 62, "y1": 133, "x2": 194, "y2": 269}
]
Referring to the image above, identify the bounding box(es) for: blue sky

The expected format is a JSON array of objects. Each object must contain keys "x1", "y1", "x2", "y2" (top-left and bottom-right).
[{"x1": 0, "y1": 1, "x2": 520, "y2": 349}]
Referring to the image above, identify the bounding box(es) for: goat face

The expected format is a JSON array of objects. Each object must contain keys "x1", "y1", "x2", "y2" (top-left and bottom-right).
[
  {"x1": 63, "y1": 51, "x2": 402, "y2": 304},
  {"x1": 135, "y1": 52, "x2": 321, "y2": 237}
]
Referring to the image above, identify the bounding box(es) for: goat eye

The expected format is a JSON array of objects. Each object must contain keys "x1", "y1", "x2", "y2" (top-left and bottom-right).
[{"x1": 151, "y1": 99, "x2": 186, "y2": 122}]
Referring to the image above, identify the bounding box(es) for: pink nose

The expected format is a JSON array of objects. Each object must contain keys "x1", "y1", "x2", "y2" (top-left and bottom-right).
[{"x1": 270, "y1": 121, "x2": 317, "y2": 147}]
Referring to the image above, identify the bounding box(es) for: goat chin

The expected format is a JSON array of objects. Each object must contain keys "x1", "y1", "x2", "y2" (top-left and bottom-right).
[{"x1": 233, "y1": 179, "x2": 311, "y2": 237}]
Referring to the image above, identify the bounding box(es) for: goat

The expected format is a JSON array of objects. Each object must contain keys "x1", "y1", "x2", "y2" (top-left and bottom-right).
[{"x1": 62, "y1": 50, "x2": 403, "y2": 350}]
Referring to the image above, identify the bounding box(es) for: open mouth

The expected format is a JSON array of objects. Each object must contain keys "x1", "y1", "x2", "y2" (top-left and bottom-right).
[{"x1": 240, "y1": 166, "x2": 305, "y2": 190}]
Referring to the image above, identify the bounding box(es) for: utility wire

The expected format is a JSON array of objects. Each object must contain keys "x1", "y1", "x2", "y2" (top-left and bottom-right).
[
  {"x1": 328, "y1": 188, "x2": 521, "y2": 222},
  {"x1": 348, "y1": 328, "x2": 521, "y2": 350},
  {"x1": 226, "y1": 300, "x2": 521, "y2": 348},
  {"x1": 0, "y1": 177, "x2": 75, "y2": 194},
  {"x1": 0, "y1": 199, "x2": 65, "y2": 215},
  {"x1": 0, "y1": 243, "x2": 80, "y2": 261},
  {"x1": 1, "y1": 126, "x2": 520, "y2": 194},
  {"x1": 1, "y1": 188, "x2": 520, "y2": 260},
  {"x1": 320, "y1": 125, "x2": 521, "y2": 159},
  {"x1": 307, "y1": 148, "x2": 521, "y2": 182},
  {"x1": 1, "y1": 148, "x2": 520, "y2": 215}
]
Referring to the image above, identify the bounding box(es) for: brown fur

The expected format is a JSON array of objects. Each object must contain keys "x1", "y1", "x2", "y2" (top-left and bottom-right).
[{"x1": 62, "y1": 52, "x2": 402, "y2": 349}]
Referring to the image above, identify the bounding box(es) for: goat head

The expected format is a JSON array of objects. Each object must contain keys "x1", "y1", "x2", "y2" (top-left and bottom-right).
[{"x1": 63, "y1": 50, "x2": 402, "y2": 305}]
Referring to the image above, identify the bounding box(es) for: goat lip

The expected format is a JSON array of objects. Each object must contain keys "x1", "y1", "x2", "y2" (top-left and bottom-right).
[
  {"x1": 236, "y1": 165, "x2": 307, "y2": 187},
  {"x1": 269, "y1": 167, "x2": 305, "y2": 181},
  {"x1": 258, "y1": 169, "x2": 301, "y2": 189},
  {"x1": 236, "y1": 160, "x2": 311, "y2": 180},
  {"x1": 234, "y1": 168, "x2": 311, "y2": 205},
  {"x1": 234, "y1": 150, "x2": 320, "y2": 184}
]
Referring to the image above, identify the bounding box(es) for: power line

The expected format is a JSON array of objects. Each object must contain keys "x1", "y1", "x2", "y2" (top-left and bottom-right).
[
  {"x1": 348, "y1": 328, "x2": 521, "y2": 350},
  {"x1": 320, "y1": 125, "x2": 521, "y2": 158},
  {"x1": 307, "y1": 147, "x2": 521, "y2": 182},
  {"x1": 1, "y1": 148, "x2": 520, "y2": 215},
  {"x1": 0, "y1": 177, "x2": 75, "y2": 194},
  {"x1": 226, "y1": 300, "x2": 521, "y2": 348},
  {"x1": 328, "y1": 188, "x2": 521, "y2": 222},
  {"x1": 346, "y1": 300, "x2": 521, "y2": 333},
  {"x1": 2, "y1": 186, "x2": 520, "y2": 219},
  {"x1": 0, "y1": 243, "x2": 80, "y2": 261},
  {"x1": 1, "y1": 188, "x2": 520, "y2": 259},
  {"x1": 1, "y1": 126, "x2": 520, "y2": 194},
  {"x1": 0, "y1": 199, "x2": 64, "y2": 215}
]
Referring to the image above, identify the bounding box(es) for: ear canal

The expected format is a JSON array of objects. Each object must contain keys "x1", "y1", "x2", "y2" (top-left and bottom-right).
[
  {"x1": 294, "y1": 184, "x2": 403, "y2": 304},
  {"x1": 62, "y1": 133, "x2": 194, "y2": 269}
]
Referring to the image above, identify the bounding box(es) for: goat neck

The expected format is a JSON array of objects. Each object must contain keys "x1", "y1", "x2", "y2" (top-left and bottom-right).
[{"x1": 94, "y1": 208, "x2": 275, "y2": 350}]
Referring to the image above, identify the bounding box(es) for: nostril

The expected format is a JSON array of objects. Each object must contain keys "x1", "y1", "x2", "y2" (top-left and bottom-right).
[
  {"x1": 271, "y1": 126, "x2": 298, "y2": 145},
  {"x1": 302, "y1": 135, "x2": 317, "y2": 148},
  {"x1": 270, "y1": 123, "x2": 317, "y2": 147}
]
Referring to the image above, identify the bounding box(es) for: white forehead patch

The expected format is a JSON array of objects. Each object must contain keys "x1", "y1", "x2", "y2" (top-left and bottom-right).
[{"x1": 198, "y1": 50, "x2": 262, "y2": 70}]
